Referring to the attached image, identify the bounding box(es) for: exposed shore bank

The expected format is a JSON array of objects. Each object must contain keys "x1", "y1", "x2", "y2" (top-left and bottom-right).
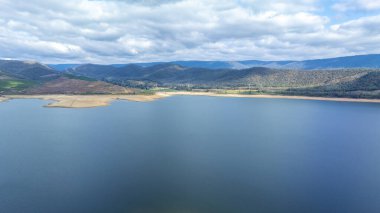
[
  {"x1": 1, "y1": 94, "x2": 169, "y2": 108},
  {"x1": 1, "y1": 92, "x2": 380, "y2": 108},
  {"x1": 0, "y1": 96, "x2": 7, "y2": 103}
]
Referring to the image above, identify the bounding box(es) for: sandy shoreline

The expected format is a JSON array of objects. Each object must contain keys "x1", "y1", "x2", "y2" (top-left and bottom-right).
[
  {"x1": 2, "y1": 94, "x2": 170, "y2": 108},
  {"x1": 0, "y1": 97, "x2": 7, "y2": 103},
  {"x1": 1, "y1": 92, "x2": 380, "y2": 108}
]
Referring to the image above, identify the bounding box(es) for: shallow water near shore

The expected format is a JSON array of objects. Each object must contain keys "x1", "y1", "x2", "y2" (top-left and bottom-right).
[{"x1": 1, "y1": 96, "x2": 380, "y2": 213}]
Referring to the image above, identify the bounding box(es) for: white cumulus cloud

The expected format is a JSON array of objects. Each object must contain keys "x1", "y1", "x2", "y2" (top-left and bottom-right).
[{"x1": 0, "y1": 0, "x2": 379, "y2": 63}]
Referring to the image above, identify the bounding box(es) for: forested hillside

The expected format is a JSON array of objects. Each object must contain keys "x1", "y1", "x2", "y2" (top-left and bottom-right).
[{"x1": 1, "y1": 59, "x2": 380, "y2": 98}]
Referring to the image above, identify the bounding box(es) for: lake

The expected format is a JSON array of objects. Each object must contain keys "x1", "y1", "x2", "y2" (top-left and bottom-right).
[{"x1": 1, "y1": 96, "x2": 380, "y2": 213}]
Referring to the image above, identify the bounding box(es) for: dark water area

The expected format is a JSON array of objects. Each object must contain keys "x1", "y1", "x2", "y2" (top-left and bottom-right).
[{"x1": 1, "y1": 96, "x2": 380, "y2": 213}]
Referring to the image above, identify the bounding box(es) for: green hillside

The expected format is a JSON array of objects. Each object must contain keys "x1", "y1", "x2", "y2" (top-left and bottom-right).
[{"x1": 0, "y1": 79, "x2": 35, "y2": 93}]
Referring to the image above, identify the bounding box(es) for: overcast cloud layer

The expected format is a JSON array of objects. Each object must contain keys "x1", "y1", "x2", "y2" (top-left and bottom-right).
[{"x1": 0, "y1": 0, "x2": 380, "y2": 63}]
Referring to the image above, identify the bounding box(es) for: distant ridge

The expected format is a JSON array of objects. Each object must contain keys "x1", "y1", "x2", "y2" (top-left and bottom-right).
[
  {"x1": 48, "y1": 54, "x2": 380, "y2": 70},
  {"x1": 2, "y1": 58, "x2": 380, "y2": 99}
]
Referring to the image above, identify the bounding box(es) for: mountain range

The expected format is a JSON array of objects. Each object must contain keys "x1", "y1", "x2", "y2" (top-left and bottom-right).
[
  {"x1": 1, "y1": 54, "x2": 380, "y2": 99},
  {"x1": 49, "y1": 54, "x2": 380, "y2": 70},
  {"x1": 0, "y1": 60, "x2": 131, "y2": 95}
]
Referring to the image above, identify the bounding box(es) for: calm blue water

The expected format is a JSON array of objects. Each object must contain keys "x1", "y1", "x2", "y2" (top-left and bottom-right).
[{"x1": 1, "y1": 96, "x2": 380, "y2": 213}]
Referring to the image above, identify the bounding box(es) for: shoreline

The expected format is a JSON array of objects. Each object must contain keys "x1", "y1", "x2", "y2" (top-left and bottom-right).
[
  {"x1": 1, "y1": 94, "x2": 170, "y2": 108},
  {"x1": 1, "y1": 92, "x2": 380, "y2": 108},
  {"x1": 161, "y1": 91, "x2": 380, "y2": 103},
  {"x1": 0, "y1": 96, "x2": 7, "y2": 103}
]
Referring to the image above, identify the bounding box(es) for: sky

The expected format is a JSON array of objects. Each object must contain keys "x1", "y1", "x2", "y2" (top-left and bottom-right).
[{"x1": 0, "y1": 0, "x2": 380, "y2": 63}]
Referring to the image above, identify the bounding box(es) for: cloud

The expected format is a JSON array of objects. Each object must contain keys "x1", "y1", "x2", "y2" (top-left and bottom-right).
[
  {"x1": 333, "y1": 0, "x2": 380, "y2": 12},
  {"x1": 0, "y1": 0, "x2": 379, "y2": 63},
  {"x1": 89, "y1": 0, "x2": 184, "y2": 6}
]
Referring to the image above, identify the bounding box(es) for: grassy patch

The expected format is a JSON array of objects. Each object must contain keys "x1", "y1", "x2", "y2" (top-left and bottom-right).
[
  {"x1": 212, "y1": 89, "x2": 261, "y2": 95},
  {"x1": 149, "y1": 87, "x2": 178, "y2": 92},
  {"x1": 133, "y1": 87, "x2": 178, "y2": 95},
  {"x1": 134, "y1": 89, "x2": 156, "y2": 95},
  {"x1": 0, "y1": 79, "x2": 34, "y2": 91}
]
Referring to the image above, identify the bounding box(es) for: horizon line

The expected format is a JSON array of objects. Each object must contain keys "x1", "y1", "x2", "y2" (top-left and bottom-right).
[{"x1": 1, "y1": 53, "x2": 379, "y2": 65}]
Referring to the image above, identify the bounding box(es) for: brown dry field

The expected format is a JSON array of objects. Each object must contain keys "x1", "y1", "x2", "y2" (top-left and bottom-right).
[{"x1": 25, "y1": 77, "x2": 134, "y2": 95}]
